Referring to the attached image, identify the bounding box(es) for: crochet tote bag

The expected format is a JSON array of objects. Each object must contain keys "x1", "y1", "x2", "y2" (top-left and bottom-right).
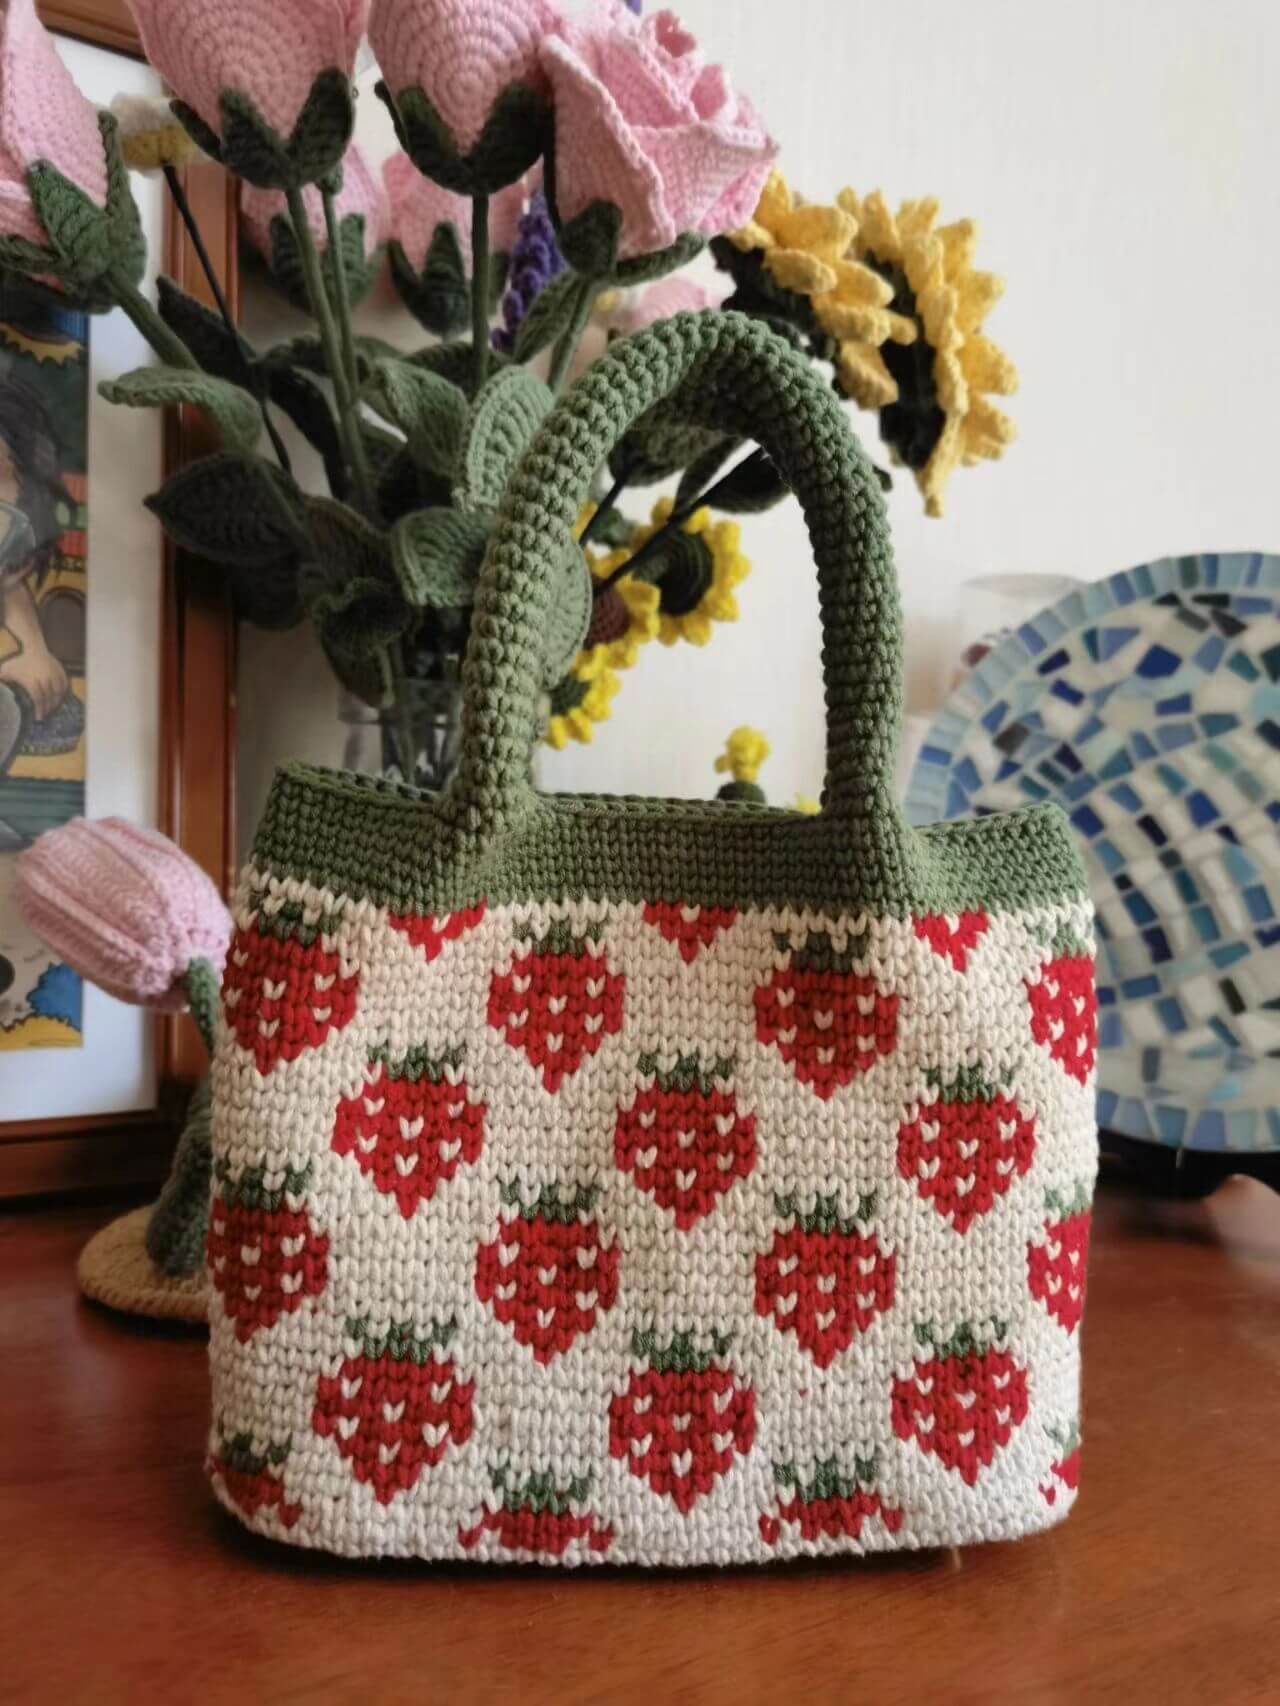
[{"x1": 209, "y1": 313, "x2": 1098, "y2": 1566}]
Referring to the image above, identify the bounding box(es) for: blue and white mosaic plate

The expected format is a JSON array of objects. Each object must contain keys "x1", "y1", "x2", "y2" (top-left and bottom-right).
[{"x1": 906, "y1": 551, "x2": 1280, "y2": 1153}]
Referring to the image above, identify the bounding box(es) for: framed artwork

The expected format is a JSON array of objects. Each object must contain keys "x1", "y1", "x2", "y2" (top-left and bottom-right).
[{"x1": 0, "y1": 2, "x2": 237, "y2": 1197}]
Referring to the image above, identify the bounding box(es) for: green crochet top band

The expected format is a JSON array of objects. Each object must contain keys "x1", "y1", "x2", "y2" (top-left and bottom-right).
[{"x1": 252, "y1": 313, "x2": 1087, "y2": 917}]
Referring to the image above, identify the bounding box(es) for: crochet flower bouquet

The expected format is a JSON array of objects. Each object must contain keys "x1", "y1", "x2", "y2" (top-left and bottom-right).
[{"x1": 0, "y1": 0, "x2": 1017, "y2": 776}]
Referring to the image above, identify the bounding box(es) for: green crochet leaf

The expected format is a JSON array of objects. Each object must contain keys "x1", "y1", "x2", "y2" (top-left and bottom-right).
[
  {"x1": 265, "y1": 210, "x2": 380, "y2": 315},
  {"x1": 389, "y1": 227, "x2": 468, "y2": 338},
  {"x1": 390, "y1": 507, "x2": 490, "y2": 609},
  {"x1": 704, "y1": 450, "x2": 789, "y2": 514},
  {"x1": 543, "y1": 543, "x2": 593, "y2": 687},
  {"x1": 157, "y1": 276, "x2": 253, "y2": 379},
  {"x1": 365, "y1": 357, "x2": 468, "y2": 477},
  {"x1": 22, "y1": 110, "x2": 148, "y2": 304},
  {"x1": 612, "y1": 232, "x2": 705, "y2": 288},
  {"x1": 554, "y1": 199, "x2": 621, "y2": 282},
  {"x1": 302, "y1": 572, "x2": 408, "y2": 707},
  {"x1": 144, "y1": 1075, "x2": 212, "y2": 1278},
  {"x1": 407, "y1": 338, "x2": 509, "y2": 399},
  {"x1": 673, "y1": 437, "x2": 741, "y2": 510},
  {"x1": 170, "y1": 99, "x2": 223, "y2": 164},
  {"x1": 303, "y1": 497, "x2": 392, "y2": 587},
  {"x1": 266, "y1": 366, "x2": 347, "y2": 496},
  {"x1": 26, "y1": 163, "x2": 110, "y2": 282},
  {"x1": 511, "y1": 270, "x2": 583, "y2": 362},
  {"x1": 265, "y1": 330, "x2": 399, "y2": 381},
  {"x1": 145, "y1": 452, "x2": 306, "y2": 567},
  {"x1": 457, "y1": 367, "x2": 553, "y2": 512},
  {"x1": 217, "y1": 68, "x2": 354, "y2": 191},
  {"x1": 379, "y1": 79, "x2": 548, "y2": 197},
  {"x1": 611, "y1": 401, "x2": 727, "y2": 486},
  {"x1": 99, "y1": 365, "x2": 261, "y2": 455}
]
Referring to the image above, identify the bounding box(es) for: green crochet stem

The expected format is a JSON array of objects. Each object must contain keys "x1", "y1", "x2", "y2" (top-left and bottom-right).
[
  {"x1": 471, "y1": 192, "x2": 490, "y2": 396},
  {"x1": 108, "y1": 269, "x2": 202, "y2": 372},
  {"x1": 599, "y1": 447, "x2": 772, "y2": 592},
  {"x1": 321, "y1": 181, "x2": 362, "y2": 406},
  {"x1": 285, "y1": 185, "x2": 376, "y2": 517},
  {"x1": 547, "y1": 274, "x2": 597, "y2": 394},
  {"x1": 183, "y1": 957, "x2": 221, "y2": 1055}
]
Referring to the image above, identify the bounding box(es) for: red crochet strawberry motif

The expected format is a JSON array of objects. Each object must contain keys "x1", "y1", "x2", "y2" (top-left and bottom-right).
[
  {"x1": 1027, "y1": 933, "x2": 1097, "y2": 1085},
  {"x1": 332, "y1": 1045, "x2": 485, "y2": 1219},
  {"x1": 758, "y1": 1453, "x2": 904, "y2": 1547},
  {"x1": 754, "y1": 1193, "x2": 896, "y2": 1367},
  {"x1": 1040, "y1": 1421, "x2": 1082, "y2": 1506},
  {"x1": 312, "y1": 1318, "x2": 475, "y2": 1506},
  {"x1": 1027, "y1": 1184, "x2": 1092, "y2": 1333},
  {"x1": 458, "y1": 1467, "x2": 614, "y2": 1558},
  {"x1": 207, "y1": 1161, "x2": 329, "y2": 1343},
  {"x1": 614, "y1": 1053, "x2": 756, "y2": 1229},
  {"x1": 896, "y1": 1067, "x2": 1037, "y2": 1234},
  {"x1": 891, "y1": 1321, "x2": 1030, "y2": 1485},
  {"x1": 206, "y1": 1430, "x2": 301, "y2": 1530},
  {"x1": 642, "y1": 901, "x2": 737, "y2": 963},
  {"x1": 755, "y1": 930, "x2": 898, "y2": 1098},
  {"x1": 610, "y1": 1330, "x2": 756, "y2": 1514},
  {"x1": 913, "y1": 909, "x2": 989, "y2": 972},
  {"x1": 488, "y1": 919, "x2": 625, "y2": 1092},
  {"x1": 388, "y1": 900, "x2": 485, "y2": 961},
  {"x1": 475, "y1": 1181, "x2": 619, "y2": 1363},
  {"x1": 223, "y1": 898, "x2": 359, "y2": 1075}
]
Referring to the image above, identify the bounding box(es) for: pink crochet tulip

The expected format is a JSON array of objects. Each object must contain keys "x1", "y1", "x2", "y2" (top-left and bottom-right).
[
  {"x1": 241, "y1": 144, "x2": 389, "y2": 263},
  {"x1": 609, "y1": 273, "x2": 725, "y2": 333},
  {"x1": 0, "y1": 0, "x2": 109, "y2": 246},
  {"x1": 384, "y1": 153, "x2": 525, "y2": 266},
  {"x1": 15, "y1": 818, "x2": 232, "y2": 1013},
  {"x1": 127, "y1": 0, "x2": 360, "y2": 145},
  {"x1": 369, "y1": 0, "x2": 558, "y2": 153},
  {"x1": 540, "y1": 2, "x2": 777, "y2": 260}
]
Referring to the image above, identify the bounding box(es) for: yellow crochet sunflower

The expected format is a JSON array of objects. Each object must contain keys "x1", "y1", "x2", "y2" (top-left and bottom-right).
[
  {"x1": 581, "y1": 549, "x2": 661, "y2": 671},
  {"x1": 628, "y1": 499, "x2": 750, "y2": 648},
  {"x1": 544, "y1": 650, "x2": 621, "y2": 750},
  {"x1": 729, "y1": 171, "x2": 917, "y2": 401},
  {"x1": 836, "y1": 189, "x2": 1018, "y2": 517},
  {"x1": 714, "y1": 727, "x2": 771, "y2": 786}
]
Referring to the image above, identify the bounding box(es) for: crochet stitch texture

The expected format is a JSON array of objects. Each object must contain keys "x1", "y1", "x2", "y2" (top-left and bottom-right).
[{"x1": 209, "y1": 312, "x2": 1097, "y2": 1565}]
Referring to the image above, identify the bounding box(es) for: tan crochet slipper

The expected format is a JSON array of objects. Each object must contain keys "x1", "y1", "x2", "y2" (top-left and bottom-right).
[{"x1": 77, "y1": 1206, "x2": 207, "y2": 1325}]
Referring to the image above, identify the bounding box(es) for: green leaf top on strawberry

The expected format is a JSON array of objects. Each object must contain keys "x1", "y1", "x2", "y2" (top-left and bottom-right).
[
  {"x1": 897, "y1": 1065, "x2": 1037, "y2": 1233},
  {"x1": 458, "y1": 1466, "x2": 614, "y2": 1557},
  {"x1": 488, "y1": 918, "x2": 625, "y2": 1093},
  {"x1": 891, "y1": 1319, "x2": 1030, "y2": 1486},
  {"x1": 759, "y1": 1452, "x2": 904, "y2": 1546},
  {"x1": 755, "y1": 929, "x2": 899, "y2": 1099},
  {"x1": 755, "y1": 1192, "x2": 896, "y2": 1367},
  {"x1": 609, "y1": 1328, "x2": 756, "y2": 1514},
  {"x1": 615, "y1": 1052, "x2": 757, "y2": 1229},
  {"x1": 475, "y1": 1180, "x2": 619, "y2": 1362},
  {"x1": 1027, "y1": 931, "x2": 1097, "y2": 1085},
  {"x1": 207, "y1": 1160, "x2": 329, "y2": 1343},
  {"x1": 1027, "y1": 1181, "x2": 1092, "y2": 1334},
  {"x1": 332, "y1": 1043, "x2": 485, "y2": 1219},
  {"x1": 206, "y1": 1427, "x2": 302, "y2": 1530},
  {"x1": 1040, "y1": 1419, "x2": 1082, "y2": 1506}
]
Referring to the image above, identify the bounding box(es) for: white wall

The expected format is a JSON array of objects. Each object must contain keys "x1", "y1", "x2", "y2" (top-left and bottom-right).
[{"x1": 237, "y1": 0, "x2": 1280, "y2": 847}]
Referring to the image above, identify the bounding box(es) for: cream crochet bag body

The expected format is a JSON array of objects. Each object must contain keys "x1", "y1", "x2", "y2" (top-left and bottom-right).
[{"x1": 208, "y1": 315, "x2": 1097, "y2": 1566}]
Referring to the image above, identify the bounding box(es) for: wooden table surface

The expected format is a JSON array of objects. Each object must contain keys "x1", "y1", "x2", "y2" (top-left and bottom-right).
[{"x1": 2, "y1": 1175, "x2": 1278, "y2": 1705}]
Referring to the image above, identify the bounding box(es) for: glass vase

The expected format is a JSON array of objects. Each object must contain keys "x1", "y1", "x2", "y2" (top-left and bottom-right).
[{"x1": 338, "y1": 677, "x2": 463, "y2": 794}]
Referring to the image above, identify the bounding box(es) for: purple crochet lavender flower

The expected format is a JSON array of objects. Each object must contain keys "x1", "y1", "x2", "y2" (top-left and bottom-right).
[
  {"x1": 624, "y1": 0, "x2": 642, "y2": 11},
  {"x1": 492, "y1": 188, "x2": 566, "y2": 354}
]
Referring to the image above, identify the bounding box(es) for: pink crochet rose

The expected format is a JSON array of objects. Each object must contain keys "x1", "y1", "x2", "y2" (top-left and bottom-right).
[
  {"x1": 16, "y1": 818, "x2": 232, "y2": 1013},
  {"x1": 0, "y1": 0, "x2": 109, "y2": 247},
  {"x1": 126, "y1": 0, "x2": 360, "y2": 147},
  {"x1": 383, "y1": 153, "x2": 525, "y2": 267},
  {"x1": 241, "y1": 144, "x2": 389, "y2": 264},
  {"x1": 539, "y1": 2, "x2": 777, "y2": 260},
  {"x1": 609, "y1": 273, "x2": 726, "y2": 333},
  {"x1": 369, "y1": 0, "x2": 558, "y2": 153}
]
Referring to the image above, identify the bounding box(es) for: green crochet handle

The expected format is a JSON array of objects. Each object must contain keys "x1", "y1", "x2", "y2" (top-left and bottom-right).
[{"x1": 453, "y1": 311, "x2": 903, "y2": 831}]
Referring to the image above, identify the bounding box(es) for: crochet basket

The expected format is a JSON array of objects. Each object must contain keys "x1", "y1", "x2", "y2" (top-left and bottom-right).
[{"x1": 209, "y1": 313, "x2": 1098, "y2": 1566}]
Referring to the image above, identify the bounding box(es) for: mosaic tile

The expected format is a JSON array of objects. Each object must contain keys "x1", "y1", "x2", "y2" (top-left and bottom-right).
[{"x1": 907, "y1": 553, "x2": 1280, "y2": 1153}]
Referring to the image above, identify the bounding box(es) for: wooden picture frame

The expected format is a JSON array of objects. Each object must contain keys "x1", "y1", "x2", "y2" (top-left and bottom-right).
[{"x1": 0, "y1": 1, "x2": 236, "y2": 1198}]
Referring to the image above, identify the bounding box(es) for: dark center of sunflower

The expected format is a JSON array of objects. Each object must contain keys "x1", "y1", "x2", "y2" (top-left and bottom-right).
[
  {"x1": 584, "y1": 586, "x2": 630, "y2": 649},
  {"x1": 549, "y1": 673, "x2": 590, "y2": 717},
  {"x1": 862, "y1": 256, "x2": 946, "y2": 470},
  {"x1": 648, "y1": 530, "x2": 714, "y2": 617}
]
